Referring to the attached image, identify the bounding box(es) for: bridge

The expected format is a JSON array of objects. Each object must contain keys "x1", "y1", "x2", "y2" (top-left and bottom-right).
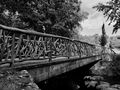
[{"x1": 0, "y1": 24, "x2": 102, "y2": 83}]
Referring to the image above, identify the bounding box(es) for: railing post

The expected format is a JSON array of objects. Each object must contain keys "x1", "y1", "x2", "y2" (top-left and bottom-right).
[
  {"x1": 84, "y1": 44, "x2": 89, "y2": 57},
  {"x1": 11, "y1": 33, "x2": 15, "y2": 67},
  {"x1": 83, "y1": 43, "x2": 86, "y2": 57},
  {"x1": 43, "y1": 37, "x2": 46, "y2": 59},
  {"x1": 0, "y1": 30, "x2": 4, "y2": 61},
  {"x1": 49, "y1": 37, "x2": 52, "y2": 62},
  {"x1": 66, "y1": 40, "x2": 70, "y2": 59},
  {"x1": 16, "y1": 34, "x2": 23, "y2": 60},
  {"x1": 74, "y1": 41, "x2": 81, "y2": 58},
  {"x1": 80, "y1": 43, "x2": 83, "y2": 57},
  {"x1": 79, "y1": 43, "x2": 82, "y2": 58}
]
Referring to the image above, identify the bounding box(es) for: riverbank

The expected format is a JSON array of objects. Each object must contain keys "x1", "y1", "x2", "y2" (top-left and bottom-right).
[
  {"x1": 83, "y1": 54, "x2": 120, "y2": 90},
  {"x1": 84, "y1": 75, "x2": 120, "y2": 90}
]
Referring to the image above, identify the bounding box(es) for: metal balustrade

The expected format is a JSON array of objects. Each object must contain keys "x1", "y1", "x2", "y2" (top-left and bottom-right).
[{"x1": 0, "y1": 24, "x2": 99, "y2": 66}]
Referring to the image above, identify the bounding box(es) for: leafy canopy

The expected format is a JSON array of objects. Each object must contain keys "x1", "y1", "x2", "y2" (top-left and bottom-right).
[
  {"x1": 93, "y1": 0, "x2": 120, "y2": 34},
  {"x1": 0, "y1": 0, "x2": 88, "y2": 37}
]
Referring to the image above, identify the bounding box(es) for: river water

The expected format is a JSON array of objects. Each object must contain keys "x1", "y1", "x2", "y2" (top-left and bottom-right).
[
  {"x1": 37, "y1": 70, "x2": 95, "y2": 90},
  {"x1": 37, "y1": 71, "x2": 120, "y2": 90}
]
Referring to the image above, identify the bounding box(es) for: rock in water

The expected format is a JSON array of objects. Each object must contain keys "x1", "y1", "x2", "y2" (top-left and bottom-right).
[
  {"x1": 0, "y1": 70, "x2": 40, "y2": 90},
  {"x1": 111, "y1": 84, "x2": 120, "y2": 89},
  {"x1": 96, "y1": 81, "x2": 110, "y2": 90}
]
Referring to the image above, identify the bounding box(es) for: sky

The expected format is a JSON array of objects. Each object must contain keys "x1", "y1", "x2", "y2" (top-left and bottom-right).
[{"x1": 80, "y1": 0, "x2": 120, "y2": 36}]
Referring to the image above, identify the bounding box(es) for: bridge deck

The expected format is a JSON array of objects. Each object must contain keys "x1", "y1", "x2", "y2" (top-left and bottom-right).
[{"x1": 0, "y1": 55, "x2": 101, "y2": 71}]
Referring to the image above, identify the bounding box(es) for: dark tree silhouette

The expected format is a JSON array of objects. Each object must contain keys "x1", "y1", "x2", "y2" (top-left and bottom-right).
[{"x1": 100, "y1": 24, "x2": 107, "y2": 47}]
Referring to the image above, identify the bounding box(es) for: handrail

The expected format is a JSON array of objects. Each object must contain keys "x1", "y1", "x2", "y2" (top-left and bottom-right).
[
  {"x1": 0, "y1": 24, "x2": 95, "y2": 46},
  {"x1": 0, "y1": 24, "x2": 100, "y2": 67}
]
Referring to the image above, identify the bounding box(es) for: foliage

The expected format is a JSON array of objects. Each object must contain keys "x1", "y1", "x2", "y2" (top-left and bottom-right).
[
  {"x1": 0, "y1": 0, "x2": 88, "y2": 37},
  {"x1": 107, "y1": 54, "x2": 120, "y2": 76},
  {"x1": 91, "y1": 53, "x2": 120, "y2": 77},
  {"x1": 110, "y1": 36, "x2": 120, "y2": 48},
  {"x1": 93, "y1": 0, "x2": 120, "y2": 34}
]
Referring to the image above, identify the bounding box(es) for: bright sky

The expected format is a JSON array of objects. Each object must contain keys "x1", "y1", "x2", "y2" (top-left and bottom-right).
[{"x1": 80, "y1": 0, "x2": 120, "y2": 36}]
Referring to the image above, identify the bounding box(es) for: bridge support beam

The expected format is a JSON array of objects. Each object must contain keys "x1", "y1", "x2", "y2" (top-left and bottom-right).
[{"x1": 27, "y1": 56, "x2": 101, "y2": 83}]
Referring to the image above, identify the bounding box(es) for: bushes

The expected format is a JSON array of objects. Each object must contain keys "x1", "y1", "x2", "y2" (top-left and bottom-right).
[
  {"x1": 91, "y1": 53, "x2": 120, "y2": 77},
  {"x1": 90, "y1": 53, "x2": 113, "y2": 76},
  {"x1": 107, "y1": 54, "x2": 120, "y2": 76}
]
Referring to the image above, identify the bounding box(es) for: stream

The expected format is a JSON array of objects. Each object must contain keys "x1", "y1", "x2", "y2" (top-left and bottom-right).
[{"x1": 37, "y1": 70, "x2": 120, "y2": 90}]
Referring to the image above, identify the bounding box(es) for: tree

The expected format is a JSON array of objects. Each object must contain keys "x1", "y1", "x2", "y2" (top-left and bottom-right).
[
  {"x1": 99, "y1": 24, "x2": 108, "y2": 66},
  {"x1": 99, "y1": 24, "x2": 108, "y2": 60},
  {"x1": 0, "y1": 0, "x2": 88, "y2": 38},
  {"x1": 99, "y1": 24, "x2": 107, "y2": 47},
  {"x1": 93, "y1": 0, "x2": 120, "y2": 34}
]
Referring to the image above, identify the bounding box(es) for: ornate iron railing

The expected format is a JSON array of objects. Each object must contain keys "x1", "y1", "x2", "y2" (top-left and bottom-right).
[{"x1": 0, "y1": 24, "x2": 99, "y2": 66}]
